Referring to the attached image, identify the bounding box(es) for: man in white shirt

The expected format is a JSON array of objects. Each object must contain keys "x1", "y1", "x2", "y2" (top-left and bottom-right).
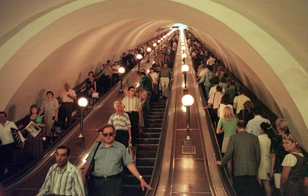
[
  {"x1": 246, "y1": 107, "x2": 271, "y2": 136},
  {"x1": 0, "y1": 111, "x2": 25, "y2": 180},
  {"x1": 59, "y1": 83, "x2": 77, "y2": 128}
]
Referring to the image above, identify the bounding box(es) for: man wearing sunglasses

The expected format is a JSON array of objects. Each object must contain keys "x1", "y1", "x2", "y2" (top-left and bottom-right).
[{"x1": 82, "y1": 124, "x2": 153, "y2": 196}]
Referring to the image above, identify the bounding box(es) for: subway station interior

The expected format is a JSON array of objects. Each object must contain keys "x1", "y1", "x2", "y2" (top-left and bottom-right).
[{"x1": 1, "y1": 1, "x2": 308, "y2": 196}]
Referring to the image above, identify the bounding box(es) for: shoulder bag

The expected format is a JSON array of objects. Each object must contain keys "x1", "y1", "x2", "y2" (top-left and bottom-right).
[{"x1": 86, "y1": 142, "x2": 102, "y2": 180}]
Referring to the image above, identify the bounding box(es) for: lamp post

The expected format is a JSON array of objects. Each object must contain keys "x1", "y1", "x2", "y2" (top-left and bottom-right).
[
  {"x1": 147, "y1": 47, "x2": 152, "y2": 63},
  {"x1": 182, "y1": 53, "x2": 187, "y2": 64},
  {"x1": 136, "y1": 54, "x2": 143, "y2": 71},
  {"x1": 182, "y1": 64, "x2": 189, "y2": 92},
  {"x1": 118, "y1": 67, "x2": 125, "y2": 94},
  {"x1": 181, "y1": 46, "x2": 186, "y2": 54},
  {"x1": 78, "y1": 97, "x2": 88, "y2": 140},
  {"x1": 153, "y1": 43, "x2": 157, "y2": 55},
  {"x1": 182, "y1": 94, "x2": 194, "y2": 145}
]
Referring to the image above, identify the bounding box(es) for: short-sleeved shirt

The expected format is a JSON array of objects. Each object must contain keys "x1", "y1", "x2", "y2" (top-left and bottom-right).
[
  {"x1": 234, "y1": 94, "x2": 250, "y2": 114},
  {"x1": 40, "y1": 98, "x2": 59, "y2": 114},
  {"x1": 217, "y1": 118, "x2": 237, "y2": 138},
  {"x1": 37, "y1": 161, "x2": 85, "y2": 196},
  {"x1": 103, "y1": 65, "x2": 113, "y2": 76},
  {"x1": 60, "y1": 89, "x2": 76, "y2": 103},
  {"x1": 282, "y1": 153, "x2": 304, "y2": 167},
  {"x1": 108, "y1": 112, "x2": 131, "y2": 130},
  {"x1": 86, "y1": 141, "x2": 133, "y2": 177},
  {"x1": 246, "y1": 116, "x2": 271, "y2": 136},
  {"x1": 208, "y1": 92, "x2": 223, "y2": 109},
  {"x1": 122, "y1": 96, "x2": 141, "y2": 112}
]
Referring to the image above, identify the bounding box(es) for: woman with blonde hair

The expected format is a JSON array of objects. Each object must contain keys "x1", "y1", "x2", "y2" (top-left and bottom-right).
[
  {"x1": 280, "y1": 134, "x2": 306, "y2": 196},
  {"x1": 276, "y1": 117, "x2": 290, "y2": 135},
  {"x1": 216, "y1": 106, "x2": 238, "y2": 183}
]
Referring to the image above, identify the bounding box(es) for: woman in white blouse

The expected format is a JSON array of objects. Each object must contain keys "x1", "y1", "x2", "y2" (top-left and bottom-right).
[{"x1": 280, "y1": 134, "x2": 306, "y2": 196}]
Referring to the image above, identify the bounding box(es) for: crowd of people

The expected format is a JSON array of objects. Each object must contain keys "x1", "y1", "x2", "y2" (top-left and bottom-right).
[
  {"x1": 186, "y1": 30, "x2": 308, "y2": 196},
  {"x1": 36, "y1": 32, "x2": 179, "y2": 196},
  {"x1": 3, "y1": 29, "x2": 308, "y2": 195},
  {"x1": 0, "y1": 30, "x2": 179, "y2": 196}
]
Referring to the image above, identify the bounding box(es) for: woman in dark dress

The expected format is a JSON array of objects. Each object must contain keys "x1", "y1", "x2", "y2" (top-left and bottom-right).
[
  {"x1": 267, "y1": 118, "x2": 289, "y2": 195},
  {"x1": 18, "y1": 104, "x2": 46, "y2": 159},
  {"x1": 82, "y1": 71, "x2": 97, "y2": 106},
  {"x1": 280, "y1": 134, "x2": 306, "y2": 196}
]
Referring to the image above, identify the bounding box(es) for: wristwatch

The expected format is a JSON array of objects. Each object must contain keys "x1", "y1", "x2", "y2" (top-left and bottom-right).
[{"x1": 139, "y1": 175, "x2": 143, "y2": 179}]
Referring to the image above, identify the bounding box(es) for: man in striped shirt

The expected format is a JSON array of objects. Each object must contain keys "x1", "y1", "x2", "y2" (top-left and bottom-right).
[
  {"x1": 37, "y1": 145, "x2": 85, "y2": 196},
  {"x1": 108, "y1": 101, "x2": 132, "y2": 147}
]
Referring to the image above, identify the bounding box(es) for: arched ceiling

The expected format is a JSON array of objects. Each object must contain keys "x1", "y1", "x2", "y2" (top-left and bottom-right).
[{"x1": 0, "y1": 0, "x2": 307, "y2": 150}]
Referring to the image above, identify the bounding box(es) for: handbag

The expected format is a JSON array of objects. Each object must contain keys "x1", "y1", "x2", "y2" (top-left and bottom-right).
[
  {"x1": 86, "y1": 142, "x2": 102, "y2": 180},
  {"x1": 11, "y1": 128, "x2": 22, "y2": 149},
  {"x1": 92, "y1": 92, "x2": 99, "y2": 98}
]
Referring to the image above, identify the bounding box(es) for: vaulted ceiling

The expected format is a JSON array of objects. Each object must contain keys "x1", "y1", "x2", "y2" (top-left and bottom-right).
[{"x1": 1, "y1": 0, "x2": 307, "y2": 150}]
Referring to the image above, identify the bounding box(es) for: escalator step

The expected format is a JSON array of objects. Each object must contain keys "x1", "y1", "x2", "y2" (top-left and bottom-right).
[
  {"x1": 136, "y1": 151, "x2": 157, "y2": 158},
  {"x1": 134, "y1": 144, "x2": 158, "y2": 151},
  {"x1": 135, "y1": 139, "x2": 159, "y2": 145},
  {"x1": 137, "y1": 133, "x2": 160, "y2": 138},
  {"x1": 142, "y1": 128, "x2": 161, "y2": 132},
  {"x1": 136, "y1": 158, "x2": 156, "y2": 166}
]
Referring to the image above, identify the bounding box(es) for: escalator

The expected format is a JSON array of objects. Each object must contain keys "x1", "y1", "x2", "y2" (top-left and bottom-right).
[{"x1": 122, "y1": 98, "x2": 166, "y2": 196}]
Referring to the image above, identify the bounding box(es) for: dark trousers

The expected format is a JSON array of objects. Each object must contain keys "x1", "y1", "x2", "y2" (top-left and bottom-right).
[
  {"x1": 0, "y1": 143, "x2": 16, "y2": 181},
  {"x1": 126, "y1": 111, "x2": 139, "y2": 145},
  {"x1": 88, "y1": 175, "x2": 122, "y2": 196},
  {"x1": 143, "y1": 91, "x2": 152, "y2": 124},
  {"x1": 103, "y1": 76, "x2": 111, "y2": 93},
  {"x1": 115, "y1": 130, "x2": 128, "y2": 147},
  {"x1": 233, "y1": 175, "x2": 261, "y2": 196},
  {"x1": 59, "y1": 102, "x2": 74, "y2": 128}
]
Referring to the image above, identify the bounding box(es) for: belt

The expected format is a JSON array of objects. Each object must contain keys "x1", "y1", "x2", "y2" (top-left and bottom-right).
[
  {"x1": 116, "y1": 129, "x2": 128, "y2": 132},
  {"x1": 126, "y1": 111, "x2": 138, "y2": 113},
  {"x1": 93, "y1": 172, "x2": 123, "y2": 179}
]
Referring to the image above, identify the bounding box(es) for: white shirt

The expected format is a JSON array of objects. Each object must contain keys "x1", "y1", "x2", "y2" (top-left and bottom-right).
[
  {"x1": 0, "y1": 120, "x2": 26, "y2": 145},
  {"x1": 60, "y1": 89, "x2": 76, "y2": 103},
  {"x1": 246, "y1": 115, "x2": 271, "y2": 136},
  {"x1": 208, "y1": 92, "x2": 224, "y2": 109},
  {"x1": 282, "y1": 152, "x2": 304, "y2": 167}
]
